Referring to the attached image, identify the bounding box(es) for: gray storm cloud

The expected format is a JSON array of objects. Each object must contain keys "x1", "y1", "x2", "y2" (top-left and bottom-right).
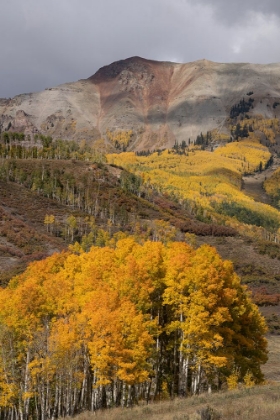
[
  {"x1": 196, "y1": 0, "x2": 280, "y2": 23},
  {"x1": 1, "y1": 0, "x2": 280, "y2": 98}
]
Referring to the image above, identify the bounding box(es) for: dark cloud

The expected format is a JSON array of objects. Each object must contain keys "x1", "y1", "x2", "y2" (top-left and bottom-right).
[
  {"x1": 1, "y1": 0, "x2": 279, "y2": 98},
  {"x1": 197, "y1": 0, "x2": 280, "y2": 23}
]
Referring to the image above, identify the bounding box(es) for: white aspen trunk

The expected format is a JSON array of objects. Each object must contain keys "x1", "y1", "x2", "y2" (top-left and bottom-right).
[
  {"x1": 23, "y1": 349, "x2": 30, "y2": 419},
  {"x1": 34, "y1": 392, "x2": 39, "y2": 420},
  {"x1": 153, "y1": 308, "x2": 161, "y2": 400},
  {"x1": 193, "y1": 374, "x2": 197, "y2": 395},
  {"x1": 184, "y1": 356, "x2": 189, "y2": 396},
  {"x1": 178, "y1": 309, "x2": 184, "y2": 396},
  {"x1": 91, "y1": 389, "x2": 95, "y2": 412},
  {"x1": 80, "y1": 368, "x2": 87, "y2": 410},
  {"x1": 191, "y1": 356, "x2": 197, "y2": 396},
  {"x1": 91, "y1": 369, "x2": 97, "y2": 412},
  {"x1": 51, "y1": 381, "x2": 59, "y2": 420},
  {"x1": 72, "y1": 386, "x2": 77, "y2": 416},
  {"x1": 57, "y1": 376, "x2": 62, "y2": 419},
  {"x1": 41, "y1": 386, "x2": 45, "y2": 420},
  {"x1": 46, "y1": 377, "x2": 50, "y2": 419},
  {"x1": 112, "y1": 379, "x2": 117, "y2": 406},
  {"x1": 127, "y1": 385, "x2": 131, "y2": 407},
  {"x1": 18, "y1": 400, "x2": 23, "y2": 420},
  {"x1": 66, "y1": 379, "x2": 71, "y2": 416},
  {"x1": 196, "y1": 363, "x2": 201, "y2": 395},
  {"x1": 122, "y1": 382, "x2": 126, "y2": 407}
]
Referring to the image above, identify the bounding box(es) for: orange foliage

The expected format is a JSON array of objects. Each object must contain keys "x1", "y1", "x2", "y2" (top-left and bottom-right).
[{"x1": 0, "y1": 240, "x2": 267, "y2": 416}]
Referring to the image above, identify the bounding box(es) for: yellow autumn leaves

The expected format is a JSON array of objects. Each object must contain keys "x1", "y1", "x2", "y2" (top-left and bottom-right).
[
  {"x1": 106, "y1": 130, "x2": 134, "y2": 150},
  {"x1": 107, "y1": 136, "x2": 280, "y2": 239},
  {"x1": 0, "y1": 239, "x2": 267, "y2": 417}
]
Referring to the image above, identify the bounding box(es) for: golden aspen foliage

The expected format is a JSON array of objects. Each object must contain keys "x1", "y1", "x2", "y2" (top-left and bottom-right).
[
  {"x1": 106, "y1": 130, "x2": 134, "y2": 150},
  {"x1": 107, "y1": 144, "x2": 280, "y2": 239},
  {"x1": 0, "y1": 239, "x2": 267, "y2": 417},
  {"x1": 243, "y1": 371, "x2": 255, "y2": 388},
  {"x1": 226, "y1": 369, "x2": 239, "y2": 390},
  {"x1": 44, "y1": 214, "x2": 55, "y2": 232},
  {"x1": 264, "y1": 167, "x2": 280, "y2": 203},
  {"x1": 214, "y1": 137, "x2": 270, "y2": 173},
  {"x1": 208, "y1": 129, "x2": 230, "y2": 142}
]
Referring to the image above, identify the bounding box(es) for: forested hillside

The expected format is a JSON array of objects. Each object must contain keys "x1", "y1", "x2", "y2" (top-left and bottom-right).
[
  {"x1": 1, "y1": 111, "x2": 280, "y2": 418},
  {"x1": 2, "y1": 119, "x2": 280, "y2": 305},
  {"x1": 107, "y1": 118, "x2": 280, "y2": 242},
  {"x1": 0, "y1": 133, "x2": 238, "y2": 285}
]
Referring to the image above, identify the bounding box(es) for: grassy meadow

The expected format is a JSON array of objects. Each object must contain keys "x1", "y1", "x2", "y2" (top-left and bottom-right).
[{"x1": 65, "y1": 383, "x2": 280, "y2": 420}]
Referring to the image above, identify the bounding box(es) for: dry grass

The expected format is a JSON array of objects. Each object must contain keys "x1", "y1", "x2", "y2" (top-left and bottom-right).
[
  {"x1": 65, "y1": 384, "x2": 280, "y2": 420},
  {"x1": 262, "y1": 335, "x2": 280, "y2": 382}
]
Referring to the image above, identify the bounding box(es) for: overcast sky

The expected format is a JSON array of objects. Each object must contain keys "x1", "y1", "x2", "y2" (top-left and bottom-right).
[{"x1": 1, "y1": 0, "x2": 280, "y2": 98}]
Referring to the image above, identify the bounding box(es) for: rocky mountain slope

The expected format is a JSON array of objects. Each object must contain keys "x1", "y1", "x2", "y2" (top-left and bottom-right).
[{"x1": 1, "y1": 57, "x2": 280, "y2": 150}]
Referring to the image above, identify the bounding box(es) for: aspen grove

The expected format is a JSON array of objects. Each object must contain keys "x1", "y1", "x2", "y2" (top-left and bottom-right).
[{"x1": 0, "y1": 239, "x2": 267, "y2": 419}]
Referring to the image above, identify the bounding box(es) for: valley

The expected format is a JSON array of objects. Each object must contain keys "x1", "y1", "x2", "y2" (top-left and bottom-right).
[{"x1": 242, "y1": 154, "x2": 280, "y2": 204}]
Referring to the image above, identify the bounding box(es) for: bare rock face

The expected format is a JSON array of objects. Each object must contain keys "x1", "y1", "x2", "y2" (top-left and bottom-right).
[
  {"x1": 1, "y1": 57, "x2": 280, "y2": 150},
  {"x1": 13, "y1": 110, "x2": 38, "y2": 136}
]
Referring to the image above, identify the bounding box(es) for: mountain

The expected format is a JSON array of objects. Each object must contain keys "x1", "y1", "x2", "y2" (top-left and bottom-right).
[
  {"x1": 1, "y1": 59, "x2": 280, "y2": 419},
  {"x1": 1, "y1": 57, "x2": 280, "y2": 150},
  {"x1": 1, "y1": 57, "x2": 280, "y2": 331}
]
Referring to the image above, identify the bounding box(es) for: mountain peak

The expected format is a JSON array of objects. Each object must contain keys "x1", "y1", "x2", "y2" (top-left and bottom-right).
[
  {"x1": 1, "y1": 58, "x2": 280, "y2": 150},
  {"x1": 88, "y1": 56, "x2": 174, "y2": 83}
]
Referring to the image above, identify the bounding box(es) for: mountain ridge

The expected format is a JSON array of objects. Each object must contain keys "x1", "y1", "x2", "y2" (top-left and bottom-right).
[{"x1": 1, "y1": 57, "x2": 280, "y2": 150}]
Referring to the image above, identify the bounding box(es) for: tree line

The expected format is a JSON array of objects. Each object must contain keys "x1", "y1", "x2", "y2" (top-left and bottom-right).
[
  {"x1": 0, "y1": 133, "x2": 105, "y2": 163},
  {"x1": 230, "y1": 98, "x2": 254, "y2": 119}
]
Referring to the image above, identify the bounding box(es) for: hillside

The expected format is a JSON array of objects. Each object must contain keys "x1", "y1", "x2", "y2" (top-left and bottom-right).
[
  {"x1": 62, "y1": 383, "x2": 280, "y2": 420},
  {"x1": 1, "y1": 141, "x2": 280, "y2": 333},
  {"x1": 1, "y1": 57, "x2": 280, "y2": 150},
  {"x1": 0, "y1": 155, "x2": 237, "y2": 284},
  {"x1": 2, "y1": 58, "x2": 280, "y2": 419},
  {"x1": 105, "y1": 117, "x2": 280, "y2": 331}
]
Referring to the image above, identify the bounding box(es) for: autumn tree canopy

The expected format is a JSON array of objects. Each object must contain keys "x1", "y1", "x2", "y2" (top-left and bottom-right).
[{"x1": 0, "y1": 239, "x2": 267, "y2": 419}]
